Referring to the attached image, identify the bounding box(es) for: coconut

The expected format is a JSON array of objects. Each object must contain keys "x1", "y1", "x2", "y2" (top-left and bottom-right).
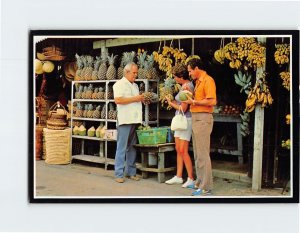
[
  {"x1": 42, "y1": 61, "x2": 55, "y2": 73},
  {"x1": 78, "y1": 125, "x2": 86, "y2": 136},
  {"x1": 99, "y1": 126, "x2": 106, "y2": 138},
  {"x1": 178, "y1": 90, "x2": 193, "y2": 101},
  {"x1": 96, "y1": 124, "x2": 104, "y2": 138},
  {"x1": 73, "y1": 125, "x2": 79, "y2": 135},
  {"x1": 88, "y1": 126, "x2": 96, "y2": 137}
]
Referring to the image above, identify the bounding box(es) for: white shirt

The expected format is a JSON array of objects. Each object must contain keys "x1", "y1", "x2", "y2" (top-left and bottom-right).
[{"x1": 113, "y1": 77, "x2": 142, "y2": 126}]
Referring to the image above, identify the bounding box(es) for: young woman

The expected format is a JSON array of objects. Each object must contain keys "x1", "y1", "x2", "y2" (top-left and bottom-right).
[{"x1": 165, "y1": 63, "x2": 194, "y2": 188}]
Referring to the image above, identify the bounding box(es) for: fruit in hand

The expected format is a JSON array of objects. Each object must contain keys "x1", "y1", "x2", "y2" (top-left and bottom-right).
[{"x1": 179, "y1": 90, "x2": 193, "y2": 101}]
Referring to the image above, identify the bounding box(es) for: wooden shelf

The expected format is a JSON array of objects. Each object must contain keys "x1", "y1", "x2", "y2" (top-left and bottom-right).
[
  {"x1": 72, "y1": 135, "x2": 106, "y2": 141},
  {"x1": 72, "y1": 117, "x2": 106, "y2": 121},
  {"x1": 73, "y1": 99, "x2": 107, "y2": 102},
  {"x1": 72, "y1": 154, "x2": 106, "y2": 164}
]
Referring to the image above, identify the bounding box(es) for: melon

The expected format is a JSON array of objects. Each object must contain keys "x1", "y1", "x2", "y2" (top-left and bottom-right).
[
  {"x1": 35, "y1": 59, "x2": 43, "y2": 74},
  {"x1": 179, "y1": 90, "x2": 193, "y2": 101},
  {"x1": 42, "y1": 61, "x2": 55, "y2": 73}
]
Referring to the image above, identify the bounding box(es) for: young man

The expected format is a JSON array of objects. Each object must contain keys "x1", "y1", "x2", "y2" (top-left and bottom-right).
[
  {"x1": 184, "y1": 58, "x2": 217, "y2": 196},
  {"x1": 113, "y1": 62, "x2": 144, "y2": 183}
]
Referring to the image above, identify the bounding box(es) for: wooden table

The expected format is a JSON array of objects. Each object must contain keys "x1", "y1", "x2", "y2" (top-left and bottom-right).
[{"x1": 134, "y1": 143, "x2": 176, "y2": 183}]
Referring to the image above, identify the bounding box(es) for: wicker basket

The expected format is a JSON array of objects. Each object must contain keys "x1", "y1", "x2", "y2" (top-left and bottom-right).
[
  {"x1": 47, "y1": 101, "x2": 68, "y2": 130},
  {"x1": 43, "y1": 128, "x2": 71, "y2": 164}
]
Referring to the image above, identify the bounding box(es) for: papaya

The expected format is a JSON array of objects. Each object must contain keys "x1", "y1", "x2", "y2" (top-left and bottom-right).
[{"x1": 179, "y1": 90, "x2": 193, "y2": 101}]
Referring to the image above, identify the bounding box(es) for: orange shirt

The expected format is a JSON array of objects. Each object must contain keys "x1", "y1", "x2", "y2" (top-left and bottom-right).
[{"x1": 190, "y1": 72, "x2": 216, "y2": 113}]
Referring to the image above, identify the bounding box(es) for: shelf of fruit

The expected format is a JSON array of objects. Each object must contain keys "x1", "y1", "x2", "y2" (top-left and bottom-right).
[
  {"x1": 70, "y1": 51, "x2": 160, "y2": 169},
  {"x1": 72, "y1": 135, "x2": 108, "y2": 141}
]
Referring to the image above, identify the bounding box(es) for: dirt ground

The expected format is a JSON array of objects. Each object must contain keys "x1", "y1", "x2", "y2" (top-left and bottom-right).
[{"x1": 35, "y1": 160, "x2": 290, "y2": 198}]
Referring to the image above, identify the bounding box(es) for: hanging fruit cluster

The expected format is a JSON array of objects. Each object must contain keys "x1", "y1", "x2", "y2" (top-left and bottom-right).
[
  {"x1": 214, "y1": 37, "x2": 266, "y2": 71},
  {"x1": 35, "y1": 59, "x2": 55, "y2": 74},
  {"x1": 274, "y1": 43, "x2": 290, "y2": 65},
  {"x1": 153, "y1": 46, "x2": 187, "y2": 77},
  {"x1": 153, "y1": 44, "x2": 200, "y2": 109},
  {"x1": 245, "y1": 72, "x2": 273, "y2": 113},
  {"x1": 279, "y1": 71, "x2": 290, "y2": 91}
]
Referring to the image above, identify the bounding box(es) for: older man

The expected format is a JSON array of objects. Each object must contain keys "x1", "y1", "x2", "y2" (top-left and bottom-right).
[{"x1": 113, "y1": 62, "x2": 144, "y2": 183}]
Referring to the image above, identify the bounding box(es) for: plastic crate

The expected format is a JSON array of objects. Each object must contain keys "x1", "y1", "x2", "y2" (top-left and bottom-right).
[{"x1": 136, "y1": 127, "x2": 168, "y2": 145}]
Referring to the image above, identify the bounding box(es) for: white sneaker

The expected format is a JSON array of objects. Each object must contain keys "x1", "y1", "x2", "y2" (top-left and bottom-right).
[
  {"x1": 165, "y1": 176, "x2": 183, "y2": 185},
  {"x1": 182, "y1": 178, "x2": 195, "y2": 188}
]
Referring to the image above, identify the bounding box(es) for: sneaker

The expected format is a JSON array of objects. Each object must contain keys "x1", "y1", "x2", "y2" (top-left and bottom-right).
[
  {"x1": 186, "y1": 183, "x2": 198, "y2": 190},
  {"x1": 127, "y1": 175, "x2": 140, "y2": 181},
  {"x1": 165, "y1": 176, "x2": 183, "y2": 185},
  {"x1": 115, "y1": 177, "x2": 125, "y2": 183},
  {"x1": 182, "y1": 178, "x2": 195, "y2": 188},
  {"x1": 191, "y1": 189, "x2": 212, "y2": 196}
]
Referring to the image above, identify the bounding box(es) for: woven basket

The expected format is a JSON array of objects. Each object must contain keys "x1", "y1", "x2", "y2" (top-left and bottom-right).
[
  {"x1": 43, "y1": 128, "x2": 71, "y2": 164},
  {"x1": 47, "y1": 101, "x2": 68, "y2": 130}
]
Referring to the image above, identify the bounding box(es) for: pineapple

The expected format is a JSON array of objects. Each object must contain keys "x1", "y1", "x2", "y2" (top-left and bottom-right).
[
  {"x1": 80, "y1": 56, "x2": 88, "y2": 80},
  {"x1": 74, "y1": 102, "x2": 83, "y2": 117},
  {"x1": 85, "y1": 84, "x2": 93, "y2": 99},
  {"x1": 84, "y1": 55, "x2": 94, "y2": 81},
  {"x1": 86, "y1": 104, "x2": 94, "y2": 118},
  {"x1": 145, "y1": 54, "x2": 157, "y2": 79},
  {"x1": 81, "y1": 86, "x2": 88, "y2": 99},
  {"x1": 98, "y1": 51, "x2": 108, "y2": 80},
  {"x1": 74, "y1": 84, "x2": 81, "y2": 99},
  {"x1": 106, "y1": 85, "x2": 113, "y2": 99},
  {"x1": 93, "y1": 105, "x2": 101, "y2": 118},
  {"x1": 106, "y1": 53, "x2": 118, "y2": 80},
  {"x1": 82, "y1": 104, "x2": 88, "y2": 118},
  {"x1": 117, "y1": 52, "x2": 126, "y2": 79},
  {"x1": 139, "y1": 82, "x2": 145, "y2": 94},
  {"x1": 108, "y1": 103, "x2": 117, "y2": 120},
  {"x1": 92, "y1": 87, "x2": 99, "y2": 99},
  {"x1": 75, "y1": 54, "x2": 83, "y2": 81},
  {"x1": 142, "y1": 92, "x2": 159, "y2": 105},
  {"x1": 98, "y1": 86, "x2": 105, "y2": 99},
  {"x1": 137, "y1": 51, "x2": 147, "y2": 79},
  {"x1": 100, "y1": 104, "x2": 106, "y2": 119},
  {"x1": 91, "y1": 56, "x2": 101, "y2": 80}
]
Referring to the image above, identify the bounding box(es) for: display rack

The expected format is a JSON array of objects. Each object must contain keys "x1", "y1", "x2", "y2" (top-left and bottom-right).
[{"x1": 70, "y1": 79, "x2": 159, "y2": 169}]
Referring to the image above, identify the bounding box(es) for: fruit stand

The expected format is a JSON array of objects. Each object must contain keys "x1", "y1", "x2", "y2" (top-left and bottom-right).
[{"x1": 33, "y1": 34, "x2": 293, "y2": 191}]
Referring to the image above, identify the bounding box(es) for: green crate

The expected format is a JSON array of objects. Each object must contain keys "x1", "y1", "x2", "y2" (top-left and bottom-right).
[{"x1": 136, "y1": 127, "x2": 168, "y2": 145}]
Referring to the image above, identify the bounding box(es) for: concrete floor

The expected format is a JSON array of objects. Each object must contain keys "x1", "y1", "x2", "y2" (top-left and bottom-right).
[{"x1": 35, "y1": 160, "x2": 289, "y2": 198}]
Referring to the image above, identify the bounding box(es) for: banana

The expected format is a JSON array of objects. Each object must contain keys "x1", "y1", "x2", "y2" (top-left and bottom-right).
[
  {"x1": 246, "y1": 104, "x2": 255, "y2": 113},
  {"x1": 267, "y1": 94, "x2": 273, "y2": 105}
]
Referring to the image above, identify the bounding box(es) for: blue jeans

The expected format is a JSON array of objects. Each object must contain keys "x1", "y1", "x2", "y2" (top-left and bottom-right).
[{"x1": 114, "y1": 124, "x2": 138, "y2": 178}]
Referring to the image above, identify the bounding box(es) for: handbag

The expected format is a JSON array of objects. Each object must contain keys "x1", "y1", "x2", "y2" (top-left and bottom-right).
[{"x1": 171, "y1": 106, "x2": 188, "y2": 131}]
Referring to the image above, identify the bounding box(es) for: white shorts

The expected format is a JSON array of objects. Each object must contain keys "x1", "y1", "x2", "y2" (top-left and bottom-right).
[{"x1": 174, "y1": 118, "x2": 192, "y2": 141}]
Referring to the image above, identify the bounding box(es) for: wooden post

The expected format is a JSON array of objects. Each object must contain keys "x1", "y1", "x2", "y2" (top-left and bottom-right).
[{"x1": 252, "y1": 37, "x2": 266, "y2": 191}]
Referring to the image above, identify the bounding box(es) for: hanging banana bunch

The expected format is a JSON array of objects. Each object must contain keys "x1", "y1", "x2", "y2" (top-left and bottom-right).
[
  {"x1": 274, "y1": 43, "x2": 290, "y2": 65},
  {"x1": 279, "y1": 71, "x2": 290, "y2": 91},
  {"x1": 153, "y1": 45, "x2": 188, "y2": 78},
  {"x1": 214, "y1": 37, "x2": 266, "y2": 71},
  {"x1": 240, "y1": 110, "x2": 251, "y2": 137},
  {"x1": 245, "y1": 73, "x2": 273, "y2": 113},
  {"x1": 234, "y1": 70, "x2": 252, "y2": 94}
]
